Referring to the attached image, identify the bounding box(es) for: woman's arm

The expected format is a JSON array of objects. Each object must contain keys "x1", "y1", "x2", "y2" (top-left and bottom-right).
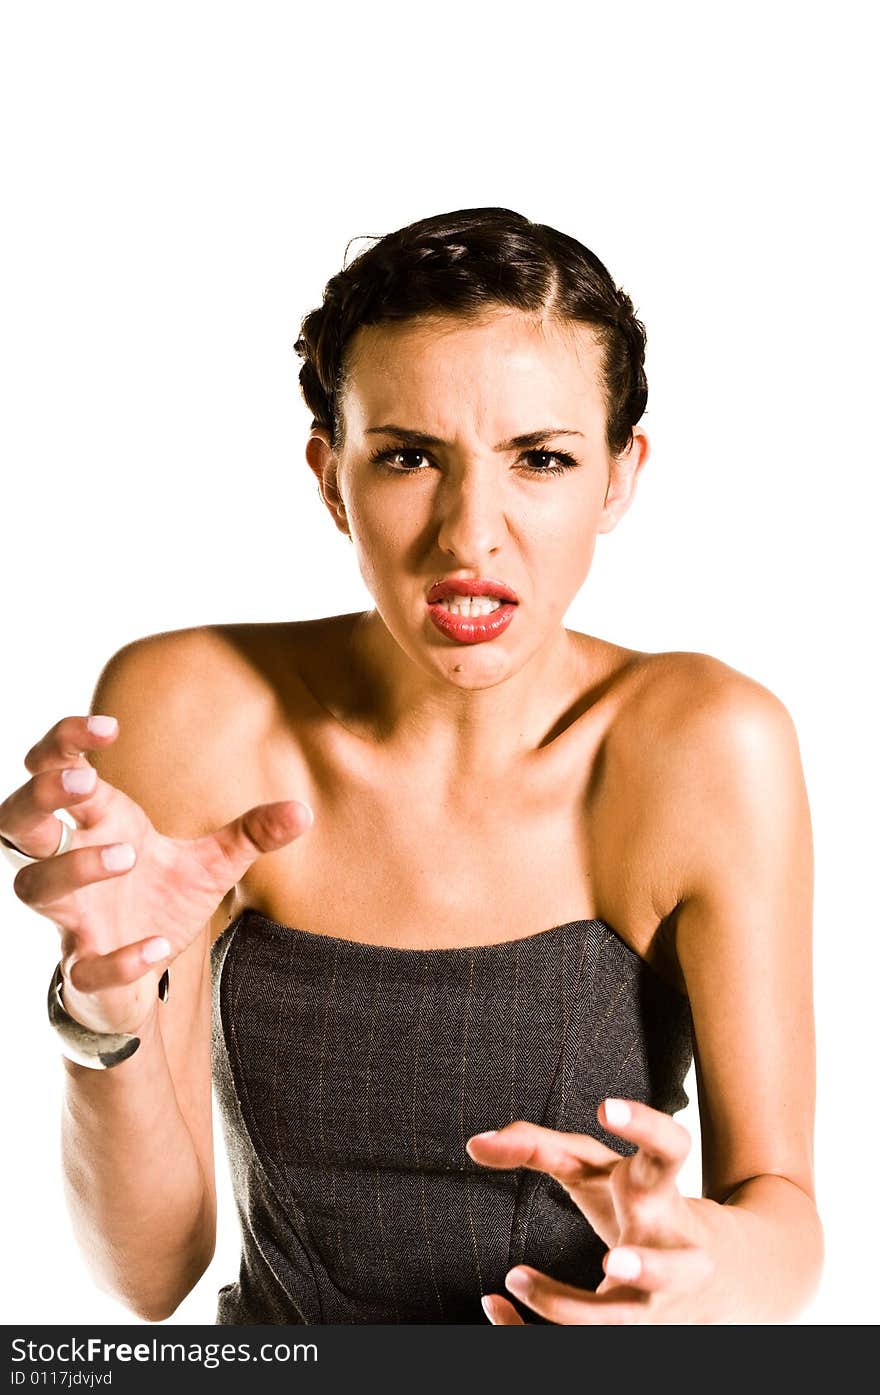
[
  {"x1": 58, "y1": 635, "x2": 222, "y2": 1320},
  {"x1": 665, "y1": 667, "x2": 822, "y2": 1320},
  {"x1": 24, "y1": 630, "x2": 307, "y2": 1322},
  {"x1": 59, "y1": 929, "x2": 217, "y2": 1323}
]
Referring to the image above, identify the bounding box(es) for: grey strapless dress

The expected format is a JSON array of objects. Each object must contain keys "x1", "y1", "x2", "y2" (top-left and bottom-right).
[{"x1": 210, "y1": 909, "x2": 693, "y2": 1325}]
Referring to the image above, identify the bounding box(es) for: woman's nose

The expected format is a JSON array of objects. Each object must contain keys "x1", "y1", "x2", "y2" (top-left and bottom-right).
[{"x1": 434, "y1": 467, "x2": 506, "y2": 563}]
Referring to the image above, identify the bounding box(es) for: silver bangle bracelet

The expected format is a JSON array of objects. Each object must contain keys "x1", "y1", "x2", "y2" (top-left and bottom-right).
[
  {"x1": 2, "y1": 822, "x2": 169, "y2": 1067},
  {"x1": 48, "y1": 962, "x2": 170, "y2": 1070}
]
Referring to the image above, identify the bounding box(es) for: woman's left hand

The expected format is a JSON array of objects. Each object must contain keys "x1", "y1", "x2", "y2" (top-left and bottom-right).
[{"x1": 466, "y1": 1098, "x2": 718, "y2": 1325}]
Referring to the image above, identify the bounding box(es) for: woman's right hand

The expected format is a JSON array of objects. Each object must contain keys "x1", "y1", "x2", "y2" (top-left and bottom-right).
[{"x1": 0, "y1": 714, "x2": 314, "y2": 1037}]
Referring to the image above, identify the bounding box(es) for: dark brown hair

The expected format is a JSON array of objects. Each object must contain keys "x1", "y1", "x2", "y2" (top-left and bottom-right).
[{"x1": 294, "y1": 206, "x2": 647, "y2": 457}]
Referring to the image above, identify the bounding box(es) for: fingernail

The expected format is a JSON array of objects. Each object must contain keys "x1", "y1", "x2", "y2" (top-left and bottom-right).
[
  {"x1": 604, "y1": 1098, "x2": 632, "y2": 1128},
  {"x1": 505, "y1": 1267, "x2": 530, "y2": 1296},
  {"x1": 606, "y1": 1247, "x2": 642, "y2": 1280},
  {"x1": 470, "y1": 1129, "x2": 498, "y2": 1141},
  {"x1": 142, "y1": 938, "x2": 171, "y2": 964},
  {"x1": 101, "y1": 843, "x2": 136, "y2": 871},
  {"x1": 480, "y1": 1295, "x2": 496, "y2": 1322},
  {"x1": 87, "y1": 715, "x2": 117, "y2": 736},
  {"x1": 62, "y1": 766, "x2": 97, "y2": 794}
]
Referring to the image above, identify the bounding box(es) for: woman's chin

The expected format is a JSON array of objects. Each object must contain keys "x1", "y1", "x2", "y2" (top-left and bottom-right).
[{"x1": 427, "y1": 639, "x2": 520, "y2": 689}]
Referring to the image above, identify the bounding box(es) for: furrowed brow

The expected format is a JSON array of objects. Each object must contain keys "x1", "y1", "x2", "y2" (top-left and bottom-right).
[{"x1": 365, "y1": 425, "x2": 584, "y2": 450}]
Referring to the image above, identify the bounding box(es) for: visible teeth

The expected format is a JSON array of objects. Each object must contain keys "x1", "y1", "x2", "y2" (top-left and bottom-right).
[{"x1": 437, "y1": 596, "x2": 503, "y2": 616}]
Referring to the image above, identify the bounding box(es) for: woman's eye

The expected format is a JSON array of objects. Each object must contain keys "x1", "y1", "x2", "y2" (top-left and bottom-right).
[
  {"x1": 521, "y1": 449, "x2": 580, "y2": 475},
  {"x1": 369, "y1": 447, "x2": 430, "y2": 472}
]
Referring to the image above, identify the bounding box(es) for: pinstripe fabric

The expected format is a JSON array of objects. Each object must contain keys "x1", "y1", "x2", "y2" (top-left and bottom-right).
[{"x1": 210, "y1": 909, "x2": 693, "y2": 1325}]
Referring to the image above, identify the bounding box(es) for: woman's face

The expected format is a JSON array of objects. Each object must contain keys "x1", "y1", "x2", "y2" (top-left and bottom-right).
[{"x1": 307, "y1": 308, "x2": 648, "y2": 689}]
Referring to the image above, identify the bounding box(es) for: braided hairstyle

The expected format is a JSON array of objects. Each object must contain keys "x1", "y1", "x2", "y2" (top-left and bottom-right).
[{"x1": 294, "y1": 207, "x2": 647, "y2": 459}]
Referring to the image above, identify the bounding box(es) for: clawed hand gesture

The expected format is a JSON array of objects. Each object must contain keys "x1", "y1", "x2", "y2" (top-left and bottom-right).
[
  {"x1": 1, "y1": 715, "x2": 313, "y2": 1037},
  {"x1": 467, "y1": 1098, "x2": 716, "y2": 1325}
]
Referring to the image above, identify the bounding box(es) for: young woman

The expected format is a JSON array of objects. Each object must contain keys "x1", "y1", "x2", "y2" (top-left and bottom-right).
[{"x1": 0, "y1": 207, "x2": 822, "y2": 1325}]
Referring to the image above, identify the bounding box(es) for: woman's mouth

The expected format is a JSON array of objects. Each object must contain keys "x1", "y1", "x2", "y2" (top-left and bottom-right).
[{"x1": 426, "y1": 595, "x2": 518, "y2": 644}]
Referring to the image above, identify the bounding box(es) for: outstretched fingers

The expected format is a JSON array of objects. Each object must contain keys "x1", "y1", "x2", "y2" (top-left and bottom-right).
[
  {"x1": 481, "y1": 1295, "x2": 526, "y2": 1325},
  {"x1": 466, "y1": 1119, "x2": 622, "y2": 1241},
  {"x1": 466, "y1": 1119, "x2": 621, "y2": 1175},
  {"x1": 65, "y1": 935, "x2": 172, "y2": 993},
  {"x1": 501, "y1": 1267, "x2": 649, "y2": 1325},
  {"x1": 599, "y1": 1097, "x2": 692, "y2": 1194},
  {"x1": 481, "y1": 1245, "x2": 713, "y2": 1325},
  {"x1": 13, "y1": 840, "x2": 138, "y2": 914},
  {"x1": 1, "y1": 721, "x2": 120, "y2": 859},
  {"x1": 602, "y1": 1242, "x2": 715, "y2": 1294},
  {"x1": 201, "y1": 799, "x2": 315, "y2": 885},
  {"x1": 23, "y1": 714, "x2": 118, "y2": 773}
]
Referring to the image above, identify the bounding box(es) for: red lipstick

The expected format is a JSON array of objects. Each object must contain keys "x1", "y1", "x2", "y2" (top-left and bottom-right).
[{"x1": 425, "y1": 576, "x2": 519, "y2": 645}]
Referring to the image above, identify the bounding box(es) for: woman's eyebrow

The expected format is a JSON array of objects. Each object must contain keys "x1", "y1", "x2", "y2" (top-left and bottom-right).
[{"x1": 364, "y1": 425, "x2": 584, "y2": 450}]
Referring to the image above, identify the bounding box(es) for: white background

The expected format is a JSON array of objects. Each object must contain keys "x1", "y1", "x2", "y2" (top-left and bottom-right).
[{"x1": 1, "y1": 0, "x2": 876, "y2": 1326}]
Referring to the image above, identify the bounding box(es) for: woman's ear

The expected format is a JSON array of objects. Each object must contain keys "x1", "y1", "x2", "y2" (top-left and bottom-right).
[
  {"x1": 305, "y1": 429, "x2": 351, "y2": 539},
  {"x1": 597, "y1": 429, "x2": 650, "y2": 534}
]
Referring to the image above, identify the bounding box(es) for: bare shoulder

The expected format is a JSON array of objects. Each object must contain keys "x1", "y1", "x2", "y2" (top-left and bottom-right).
[
  {"x1": 608, "y1": 648, "x2": 808, "y2": 917},
  {"x1": 624, "y1": 648, "x2": 800, "y2": 742},
  {"x1": 647, "y1": 649, "x2": 806, "y2": 811},
  {"x1": 88, "y1": 622, "x2": 295, "y2": 839}
]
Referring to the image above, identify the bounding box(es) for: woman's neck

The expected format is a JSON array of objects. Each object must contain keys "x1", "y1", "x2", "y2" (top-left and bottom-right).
[{"x1": 346, "y1": 608, "x2": 590, "y2": 776}]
